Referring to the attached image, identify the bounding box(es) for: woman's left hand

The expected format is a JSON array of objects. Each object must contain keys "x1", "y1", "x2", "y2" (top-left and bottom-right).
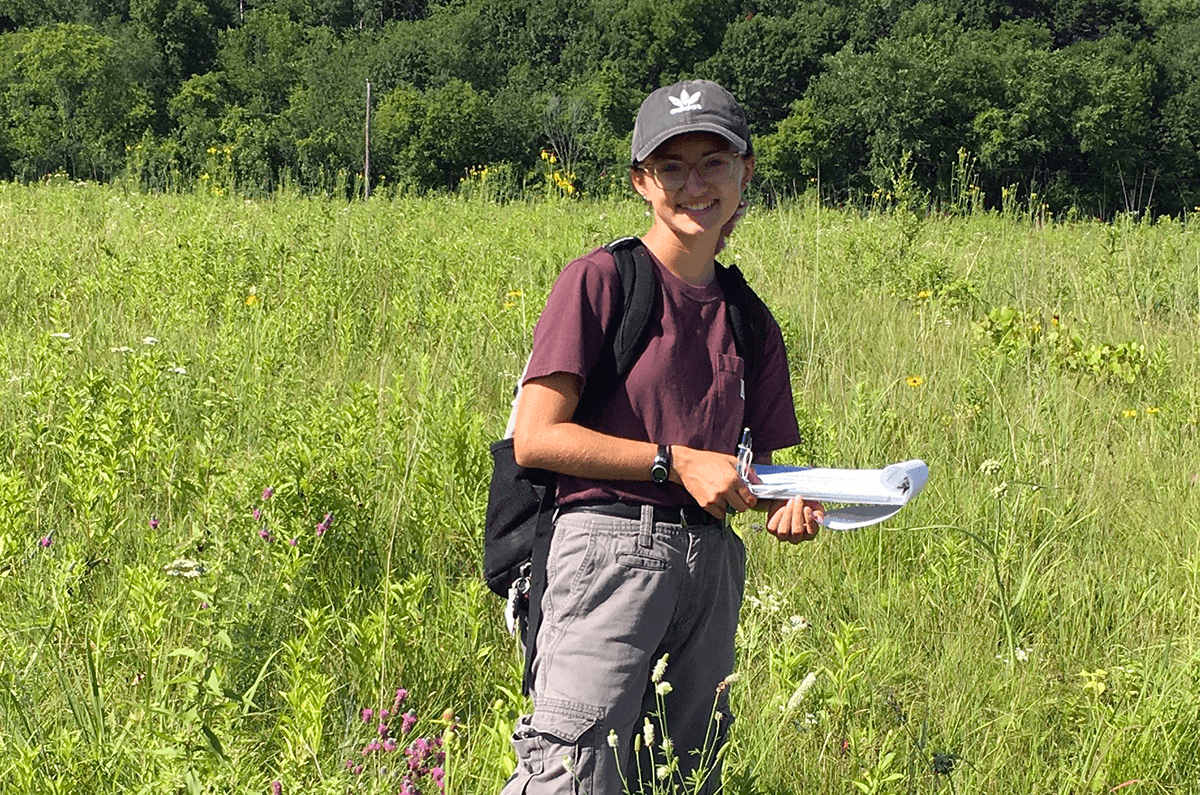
[{"x1": 764, "y1": 497, "x2": 823, "y2": 543}]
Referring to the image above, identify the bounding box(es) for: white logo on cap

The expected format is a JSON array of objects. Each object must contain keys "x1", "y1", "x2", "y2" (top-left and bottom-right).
[{"x1": 669, "y1": 89, "x2": 702, "y2": 115}]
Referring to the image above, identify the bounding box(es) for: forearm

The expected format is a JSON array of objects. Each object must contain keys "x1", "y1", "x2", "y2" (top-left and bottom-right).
[{"x1": 513, "y1": 421, "x2": 658, "y2": 481}]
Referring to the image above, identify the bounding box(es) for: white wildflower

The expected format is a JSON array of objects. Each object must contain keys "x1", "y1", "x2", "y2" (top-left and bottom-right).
[
  {"x1": 785, "y1": 615, "x2": 811, "y2": 632},
  {"x1": 110, "y1": 346, "x2": 133, "y2": 353},
  {"x1": 655, "y1": 681, "x2": 673, "y2": 696},
  {"x1": 142, "y1": 336, "x2": 159, "y2": 346},
  {"x1": 163, "y1": 559, "x2": 205, "y2": 578},
  {"x1": 50, "y1": 332, "x2": 72, "y2": 339},
  {"x1": 169, "y1": 366, "x2": 187, "y2": 375},
  {"x1": 785, "y1": 671, "x2": 819, "y2": 712},
  {"x1": 979, "y1": 459, "x2": 1002, "y2": 476},
  {"x1": 606, "y1": 730, "x2": 619, "y2": 749},
  {"x1": 651, "y1": 654, "x2": 669, "y2": 684},
  {"x1": 642, "y1": 718, "x2": 655, "y2": 748}
]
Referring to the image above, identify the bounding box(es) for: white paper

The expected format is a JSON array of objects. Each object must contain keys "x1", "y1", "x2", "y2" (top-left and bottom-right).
[{"x1": 749, "y1": 460, "x2": 929, "y2": 531}]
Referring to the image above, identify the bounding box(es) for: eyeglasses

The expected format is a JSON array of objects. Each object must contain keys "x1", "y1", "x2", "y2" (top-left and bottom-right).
[{"x1": 637, "y1": 152, "x2": 741, "y2": 191}]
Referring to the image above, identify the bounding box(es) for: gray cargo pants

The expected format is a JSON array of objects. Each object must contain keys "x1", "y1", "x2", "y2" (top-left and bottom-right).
[{"x1": 500, "y1": 504, "x2": 746, "y2": 795}]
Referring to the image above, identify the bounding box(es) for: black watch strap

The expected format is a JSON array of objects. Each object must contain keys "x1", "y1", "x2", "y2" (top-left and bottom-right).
[{"x1": 651, "y1": 444, "x2": 671, "y2": 483}]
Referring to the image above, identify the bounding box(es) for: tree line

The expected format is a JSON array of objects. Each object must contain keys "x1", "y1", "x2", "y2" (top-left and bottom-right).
[{"x1": 2, "y1": 0, "x2": 1198, "y2": 215}]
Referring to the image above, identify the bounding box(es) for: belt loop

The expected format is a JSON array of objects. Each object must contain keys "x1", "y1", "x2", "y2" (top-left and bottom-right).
[{"x1": 638, "y1": 504, "x2": 654, "y2": 549}]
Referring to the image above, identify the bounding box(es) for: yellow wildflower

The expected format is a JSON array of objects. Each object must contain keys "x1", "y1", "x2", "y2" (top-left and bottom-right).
[
  {"x1": 1122, "y1": 409, "x2": 1137, "y2": 418},
  {"x1": 907, "y1": 376, "x2": 924, "y2": 388}
]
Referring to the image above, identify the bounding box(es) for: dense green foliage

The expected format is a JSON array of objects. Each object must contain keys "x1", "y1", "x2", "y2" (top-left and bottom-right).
[
  {"x1": 2, "y1": 0, "x2": 1200, "y2": 214},
  {"x1": 2, "y1": 184, "x2": 1200, "y2": 792}
]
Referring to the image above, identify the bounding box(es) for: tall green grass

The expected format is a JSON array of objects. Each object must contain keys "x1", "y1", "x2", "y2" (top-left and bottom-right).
[{"x1": 1, "y1": 181, "x2": 1198, "y2": 793}]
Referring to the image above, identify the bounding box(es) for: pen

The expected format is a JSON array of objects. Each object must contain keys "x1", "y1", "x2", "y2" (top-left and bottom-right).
[{"x1": 736, "y1": 427, "x2": 752, "y2": 482}]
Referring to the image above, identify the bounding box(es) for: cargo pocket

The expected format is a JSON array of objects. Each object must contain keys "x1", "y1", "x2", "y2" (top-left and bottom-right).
[{"x1": 510, "y1": 698, "x2": 605, "y2": 793}]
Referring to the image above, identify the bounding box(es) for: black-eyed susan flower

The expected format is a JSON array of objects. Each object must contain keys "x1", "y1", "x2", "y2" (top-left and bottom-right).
[{"x1": 907, "y1": 376, "x2": 924, "y2": 388}]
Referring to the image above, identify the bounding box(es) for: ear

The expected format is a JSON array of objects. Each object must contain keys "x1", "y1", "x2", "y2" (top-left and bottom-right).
[{"x1": 630, "y1": 166, "x2": 649, "y2": 200}]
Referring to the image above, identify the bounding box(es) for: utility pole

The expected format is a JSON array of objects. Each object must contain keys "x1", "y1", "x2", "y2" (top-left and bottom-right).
[{"x1": 364, "y1": 81, "x2": 372, "y2": 200}]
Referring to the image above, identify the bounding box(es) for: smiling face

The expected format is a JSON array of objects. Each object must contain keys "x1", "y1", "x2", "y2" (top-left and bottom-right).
[{"x1": 631, "y1": 132, "x2": 753, "y2": 247}]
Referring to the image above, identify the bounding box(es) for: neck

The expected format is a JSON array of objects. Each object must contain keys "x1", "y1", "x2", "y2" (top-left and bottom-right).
[{"x1": 640, "y1": 226, "x2": 720, "y2": 286}]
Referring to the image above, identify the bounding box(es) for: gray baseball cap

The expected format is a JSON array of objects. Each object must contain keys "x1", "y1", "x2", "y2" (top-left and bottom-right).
[{"x1": 631, "y1": 79, "x2": 752, "y2": 164}]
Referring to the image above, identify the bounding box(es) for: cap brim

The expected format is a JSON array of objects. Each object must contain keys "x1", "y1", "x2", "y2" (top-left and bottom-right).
[{"x1": 633, "y1": 123, "x2": 748, "y2": 163}]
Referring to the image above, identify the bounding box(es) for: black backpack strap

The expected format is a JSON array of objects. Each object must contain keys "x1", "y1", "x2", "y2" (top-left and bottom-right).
[
  {"x1": 573, "y1": 237, "x2": 659, "y2": 423},
  {"x1": 520, "y1": 477, "x2": 556, "y2": 694},
  {"x1": 714, "y1": 260, "x2": 768, "y2": 388}
]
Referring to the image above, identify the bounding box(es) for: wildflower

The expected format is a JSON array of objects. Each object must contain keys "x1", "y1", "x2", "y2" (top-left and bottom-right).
[
  {"x1": 111, "y1": 346, "x2": 133, "y2": 353},
  {"x1": 383, "y1": 738, "x2": 398, "y2": 752},
  {"x1": 253, "y1": 507, "x2": 261, "y2": 522},
  {"x1": 906, "y1": 375, "x2": 924, "y2": 388},
  {"x1": 651, "y1": 654, "x2": 669, "y2": 683},
  {"x1": 979, "y1": 459, "x2": 1002, "y2": 477},
  {"x1": 150, "y1": 515, "x2": 160, "y2": 531},
  {"x1": 607, "y1": 729, "x2": 619, "y2": 749},
  {"x1": 642, "y1": 717, "x2": 655, "y2": 748},
  {"x1": 506, "y1": 289, "x2": 523, "y2": 299},
  {"x1": 163, "y1": 559, "x2": 205, "y2": 577},
  {"x1": 39, "y1": 535, "x2": 52, "y2": 548},
  {"x1": 50, "y1": 332, "x2": 71, "y2": 340},
  {"x1": 401, "y1": 710, "x2": 417, "y2": 735},
  {"x1": 430, "y1": 766, "x2": 445, "y2": 787},
  {"x1": 563, "y1": 755, "x2": 574, "y2": 773},
  {"x1": 990, "y1": 482, "x2": 1009, "y2": 499},
  {"x1": 394, "y1": 688, "x2": 409, "y2": 711},
  {"x1": 270, "y1": 781, "x2": 282, "y2": 795},
  {"x1": 262, "y1": 486, "x2": 274, "y2": 500},
  {"x1": 246, "y1": 286, "x2": 259, "y2": 306},
  {"x1": 288, "y1": 537, "x2": 297, "y2": 546},
  {"x1": 315, "y1": 512, "x2": 332, "y2": 536},
  {"x1": 785, "y1": 615, "x2": 811, "y2": 632},
  {"x1": 1123, "y1": 409, "x2": 1137, "y2": 419},
  {"x1": 199, "y1": 601, "x2": 210, "y2": 610},
  {"x1": 142, "y1": 336, "x2": 158, "y2": 345},
  {"x1": 785, "y1": 671, "x2": 819, "y2": 712},
  {"x1": 379, "y1": 722, "x2": 389, "y2": 736},
  {"x1": 1146, "y1": 406, "x2": 1160, "y2": 415},
  {"x1": 655, "y1": 681, "x2": 673, "y2": 696},
  {"x1": 362, "y1": 708, "x2": 374, "y2": 723},
  {"x1": 170, "y1": 366, "x2": 187, "y2": 375},
  {"x1": 917, "y1": 289, "x2": 932, "y2": 299},
  {"x1": 259, "y1": 527, "x2": 274, "y2": 542}
]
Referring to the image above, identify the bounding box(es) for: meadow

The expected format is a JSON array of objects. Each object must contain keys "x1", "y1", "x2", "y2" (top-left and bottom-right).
[{"x1": 1, "y1": 179, "x2": 1199, "y2": 794}]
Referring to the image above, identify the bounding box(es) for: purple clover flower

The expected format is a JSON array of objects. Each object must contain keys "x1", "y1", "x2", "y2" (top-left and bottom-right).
[
  {"x1": 262, "y1": 486, "x2": 274, "y2": 500},
  {"x1": 361, "y1": 708, "x2": 373, "y2": 723},
  {"x1": 270, "y1": 782, "x2": 282, "y2": 795},
  {"x1": 259, "y1": 527, "x2": 274, "y2": 542},
  {"x1": 315, "y1": 512, "x2": 332, "y2": 536},
  {"x1": 400, "y1": 709, "x2": 417, "y2": 735},
  {"x1": 393, "y1": 688, "x2": 409, "y2": 712},
  {"x1": 39, "y1": 535, "x2": 52, "y2": 548},
  {"x1": 253, "y1": 507, "x2": 261, "y2": 522},
  {"x1": 149, "y1": 515, "x2": 160, "y2": 531}
]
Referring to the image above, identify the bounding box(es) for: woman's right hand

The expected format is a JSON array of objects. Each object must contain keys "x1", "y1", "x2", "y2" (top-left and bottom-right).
[{"x1": 670, "y1": 445, "x2": 758, "y2": 520}]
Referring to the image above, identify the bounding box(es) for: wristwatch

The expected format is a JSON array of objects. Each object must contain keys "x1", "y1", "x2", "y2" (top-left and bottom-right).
[{"x1": 650, "y1": 444, "x2": 672, "y2": 484}]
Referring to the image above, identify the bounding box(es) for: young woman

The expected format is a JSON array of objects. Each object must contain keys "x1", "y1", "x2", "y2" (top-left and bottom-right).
[{"x1": 502, "y1": 79, "x2": 824, "y2": 795}]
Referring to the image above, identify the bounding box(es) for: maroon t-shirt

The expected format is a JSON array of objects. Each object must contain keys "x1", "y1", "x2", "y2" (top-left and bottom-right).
[{"x1": 524, "y1": 245, "x2": 801, "y2": 508}]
